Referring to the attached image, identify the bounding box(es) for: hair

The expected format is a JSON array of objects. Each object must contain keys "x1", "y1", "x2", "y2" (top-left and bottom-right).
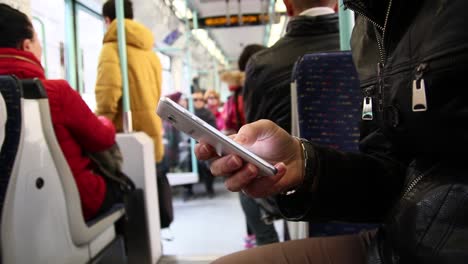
[
  {"x1": 204, "y1": 89, "x2": 220, "y2": 101},
  {"x1": 102, "y1": 0, "x2": 134, "y2": 21},
  {"x1": 238, "y1": 44, "x2": 267, "y2": 71},
  {"x1": 0, "y1": 3, "x2": 34, "y2": 49}
]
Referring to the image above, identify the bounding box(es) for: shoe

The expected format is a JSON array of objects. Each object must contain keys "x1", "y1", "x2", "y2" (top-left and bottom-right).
[
  {"x1": 182, "y1": 190, "x2": 195, "y2": 202},
  {"x1": 207, "y1": 191, "x2": 215, "y2": 199},
  {"x1": 244, "y1": 235, "x2": 256, "y2": 249}
]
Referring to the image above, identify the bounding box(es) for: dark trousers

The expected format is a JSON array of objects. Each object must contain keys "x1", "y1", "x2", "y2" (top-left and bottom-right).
[
  {"x1": 239, "y1": 192, "x2": 279, "y2": 246},
  {"x1": 183, "y1": 160, "x2": 214, "y2": 194},
  {"x1": 213, "y1": 231, "x2": 375, "y2": 264},
  {"x1": 198, "y1": 160, "x2": 214, "y2": 194}
]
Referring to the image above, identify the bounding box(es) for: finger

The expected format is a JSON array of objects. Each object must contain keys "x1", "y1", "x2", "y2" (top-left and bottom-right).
[
  {"x1": 224, "y1": 163, "x2": 258, "y2": 192},
  {"x1": 242, "y1": 162, "x2": 288, "y2": 197},
  {"x1": 195, "y1": 143, "x2": 217, "y2": 160},
  {"x1": 210, "y1": 154, "x2": 243, "y2": 176}
]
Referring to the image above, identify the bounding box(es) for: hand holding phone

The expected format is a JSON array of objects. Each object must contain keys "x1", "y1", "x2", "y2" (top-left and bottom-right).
[{"x1": 157, "y1": 97, "x2": 277, "y2": 177}]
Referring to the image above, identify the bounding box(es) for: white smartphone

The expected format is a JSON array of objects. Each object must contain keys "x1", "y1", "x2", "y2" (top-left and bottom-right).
[{"x1": 157, "y1": 97, "x2": 277, "y2": 177}]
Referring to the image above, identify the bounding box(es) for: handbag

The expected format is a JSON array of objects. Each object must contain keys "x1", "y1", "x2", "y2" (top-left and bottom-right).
[{"x1": 87, "y1": 143, "x2": 135, "y2": 193}]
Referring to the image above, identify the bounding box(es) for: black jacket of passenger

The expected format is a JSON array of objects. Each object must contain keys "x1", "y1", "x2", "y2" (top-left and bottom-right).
[
  {"x1": 277, "y1": 0, "x2": 468, "y2": 263},
  {"x1": 243, "y1": 14, "x2": 340, "y2": 133}
]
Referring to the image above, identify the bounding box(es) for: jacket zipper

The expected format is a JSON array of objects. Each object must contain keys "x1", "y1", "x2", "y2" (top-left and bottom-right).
[
  {"x1": 345, "y1": 0, "x2": 393, "y2": 120},
  {"x1": 362, "y1": 86, "x2": 374, "y2": 120},
  {"x1": 412, "y1": 63, "x2": 429, "y2": 112},
  {"x1": 402, "y1": 164, "x2": 438, "y2": 199}
]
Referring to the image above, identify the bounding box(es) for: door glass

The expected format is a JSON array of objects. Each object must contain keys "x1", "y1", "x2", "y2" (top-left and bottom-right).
[
  {"x1": 30, "y1": 0, "x2": 66, "y2": 79},
  {"x1": 76, "y1": 4, "x2": 104, "y2": 111}
]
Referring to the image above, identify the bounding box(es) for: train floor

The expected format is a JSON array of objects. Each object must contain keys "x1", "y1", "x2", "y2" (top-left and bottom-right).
[{"x1": 159, "y1": 179, "x2": 284, "y2": 263}]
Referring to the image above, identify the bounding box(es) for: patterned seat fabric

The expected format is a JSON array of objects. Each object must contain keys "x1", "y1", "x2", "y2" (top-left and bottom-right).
[
  {"x1": 293, "y1": 51, "x2": 361, "y2": 152},
  {"x1": 292, "y1": 52, "x2": 377, "y2": 236}
]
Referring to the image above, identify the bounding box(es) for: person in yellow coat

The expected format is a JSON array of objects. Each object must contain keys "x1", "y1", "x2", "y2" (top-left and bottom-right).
[
  {"x1": 96, "y1": 0, "x2": 173, "y2": 228},
  {"x1": 95, "y1": 0, "x2": 164, "y2": 164}
]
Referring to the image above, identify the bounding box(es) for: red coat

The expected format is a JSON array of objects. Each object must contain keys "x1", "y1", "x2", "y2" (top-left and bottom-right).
[{"x1": 0, "y1": 48, "x2": 115, "y2": 220}]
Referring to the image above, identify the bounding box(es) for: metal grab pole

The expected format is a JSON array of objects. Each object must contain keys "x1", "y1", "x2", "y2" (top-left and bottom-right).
[
  {"x1": 115, "y1": 0, "x2": 132, "y2": 132},
  {"x1": 64, "y1": 0, "x2": 78, "y2": 90},
  {"x1": 185, "y1": 0, "x2": 199, "y2": 177},
  {"x1": 338, "y1": 0, "x2": 355, "y2": 51}
]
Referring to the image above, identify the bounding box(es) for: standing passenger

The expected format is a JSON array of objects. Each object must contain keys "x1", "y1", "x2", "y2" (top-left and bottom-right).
[
  {"x1": 95, "y1": 0, "x2": 172, "y2": 227},
  {"x1": 182, "y1": 91, "x2": 217, "y2": 200},
  {"x1": 96, "y1": 0, "x2": 164, "y2": 164},
  {"x1": 204, "y1": 89, "x2": 225, "y2": 131},
  {"x1": 243, "y1": 0, "x2": 339, "y2": 133}
]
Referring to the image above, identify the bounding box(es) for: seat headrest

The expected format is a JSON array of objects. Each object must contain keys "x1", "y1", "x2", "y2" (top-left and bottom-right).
[{"x1": 21, "y1": 78, "x2": 48, "y2": 99}]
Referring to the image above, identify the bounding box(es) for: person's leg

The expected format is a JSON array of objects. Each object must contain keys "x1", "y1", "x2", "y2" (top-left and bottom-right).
[
  {"x1": 239, "y1": 192, "x2": 279, "y2": 245},
  {"x1": 182, "y1": 184, "x2": 194, "y2": 201},
  {"x1": 199, "y1": 160, "x2": 214, "y2": 197},
  {"x1": 214, "y1": 231, "x2": 374, "y2": 264}
]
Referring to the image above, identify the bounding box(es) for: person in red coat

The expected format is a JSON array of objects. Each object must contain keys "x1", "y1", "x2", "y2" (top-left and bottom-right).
[{"x1": 0, "y1": 3, "x2": 121, "y2": 220}]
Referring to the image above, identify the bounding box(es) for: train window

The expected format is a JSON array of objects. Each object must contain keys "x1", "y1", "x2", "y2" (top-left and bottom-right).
[
  {"x1": 31, "y1": 17, "x2": 48, "y2": 76},
  {"x1": 30, "y1": 0, "x2": 66, "y2": 80},
  {"x1": 75, "y1": 3, "x2": 105, "y2": 111},
  {"x1": 157, "y1": 52, "x2": 175, "y2": 96}
]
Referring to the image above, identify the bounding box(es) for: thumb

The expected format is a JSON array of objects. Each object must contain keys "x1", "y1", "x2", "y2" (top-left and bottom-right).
[{"x1": 234, "y1": 120, "x2": 277, "y2": 147}]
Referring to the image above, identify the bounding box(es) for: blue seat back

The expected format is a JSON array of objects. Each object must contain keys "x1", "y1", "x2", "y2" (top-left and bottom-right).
[
  {"x1": 0, "y1": 76, "x2": 22, "y2": 219},
  {"x1": 292, "y1": 52, "x2": 377, "y2": 236},
  {"x1": 293, "y1": 51, "x2": 361, "y2": 152}
]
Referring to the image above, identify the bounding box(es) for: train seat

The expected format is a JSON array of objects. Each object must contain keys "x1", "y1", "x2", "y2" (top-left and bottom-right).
[
  {"x1": 0, "y1": 76, "x2": 125, "y2": 263},
  {"x1": 290, "y1": 52, "x2": 377, "y2": 238}
]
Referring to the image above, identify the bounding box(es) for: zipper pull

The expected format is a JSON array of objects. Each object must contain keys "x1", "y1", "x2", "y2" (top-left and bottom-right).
[
  {"x1": 412, "y1": 63, "x2": 428, "y2": 112},
  {"x1": 362, "y1": 97, "x2": 373, "y2": 120}
]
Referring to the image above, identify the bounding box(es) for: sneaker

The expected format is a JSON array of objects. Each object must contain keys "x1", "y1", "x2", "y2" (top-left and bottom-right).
[
  {"x1": 244, "y1": 235, "x2": 256, "y2": 249},
  {"x1": 207, "y1": 190, "x2": 215, "y2": 199},
  {"x1": 182, "y1": 190, "x2": 195, "y2": 202}
]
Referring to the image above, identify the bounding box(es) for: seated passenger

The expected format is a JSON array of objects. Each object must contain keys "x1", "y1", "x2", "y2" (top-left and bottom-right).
[
  {"x1": 195, "y1": 0, "x2": 468, "y2": 263},
  {"x1": 0, "y1": 3, "x2": 122, "y2": 221}
]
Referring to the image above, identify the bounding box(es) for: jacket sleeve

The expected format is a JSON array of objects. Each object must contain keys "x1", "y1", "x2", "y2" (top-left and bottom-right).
[
  {"x1": 95, "y1": 46, "x2": 122, "y2": 121},
  {"x1": 276, "y1": 128, "x2": 407, "y2": 223},
  {"x1": 242, "y1": 57, "x2": 261, "y2": 124},
  {"x1": 62, "y1": 82, "x2": 116, "y2": 152}
]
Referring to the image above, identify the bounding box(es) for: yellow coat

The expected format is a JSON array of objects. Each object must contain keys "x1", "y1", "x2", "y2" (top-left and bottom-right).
[{"x1": 95, "y1": 19, "x2": 164, "y2": 162}]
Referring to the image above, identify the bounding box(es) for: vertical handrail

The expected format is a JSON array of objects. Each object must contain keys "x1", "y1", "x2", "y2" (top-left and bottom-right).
[
  {"x1": 184, "y1": 0, "x2": 199, "y2": 176},
  {"x1": 338, "y1": 0, "x2": 355, "y2": 51},
  {"x1": 263, "y1": 0, "x2": 275, "y2": 46},
  {"x1": 64, "y1": 0, "x2": 78, "y2": 89},
  {"x1": 115, "y1": 0, "x2": 132, "y2": 132},
  {"x1": 32, "y1": 17, "x2": 49, "y2": 77},
  {"x1": 74, "y1": 11, "x2": 84, "y2": 95}
]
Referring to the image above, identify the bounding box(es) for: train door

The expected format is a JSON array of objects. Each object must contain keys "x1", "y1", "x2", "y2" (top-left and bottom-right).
[{"x1": 74, "y1": 2, "x2": 105, "y2": 111}]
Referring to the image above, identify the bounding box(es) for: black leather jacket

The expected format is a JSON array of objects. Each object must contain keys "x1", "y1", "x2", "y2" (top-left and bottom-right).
[
  {"x1": 243, "y1": 14, "x2": 340, "y2": 133},
  {"x1": 277, "y1": 0, "x2": 468, "y2": 263}
]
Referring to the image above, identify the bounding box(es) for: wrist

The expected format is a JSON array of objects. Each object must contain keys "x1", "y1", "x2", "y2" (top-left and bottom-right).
[{"x1": 282, "y1": 137, "x2": 314, "y2": 195}]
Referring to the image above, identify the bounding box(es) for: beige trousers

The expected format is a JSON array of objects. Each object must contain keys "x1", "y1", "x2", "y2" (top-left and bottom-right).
[{"x1": 213, "y1": 231, "x2": 375, "y2": 264}]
